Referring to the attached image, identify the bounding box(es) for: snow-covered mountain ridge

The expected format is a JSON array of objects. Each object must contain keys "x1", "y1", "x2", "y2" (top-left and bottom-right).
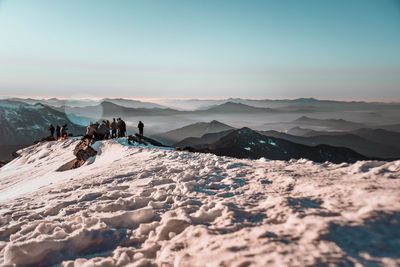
[
  {"x1": 0, "y1": 101, "x2": 85, "y2": 146},
  {"x1": 0, "y1": 139, "x2": 399, "y2": 266}
]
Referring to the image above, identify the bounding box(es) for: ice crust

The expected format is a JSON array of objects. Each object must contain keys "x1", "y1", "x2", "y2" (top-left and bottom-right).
[{"x1": 0, "y1": 138, "x2": 399, "y2": 266}]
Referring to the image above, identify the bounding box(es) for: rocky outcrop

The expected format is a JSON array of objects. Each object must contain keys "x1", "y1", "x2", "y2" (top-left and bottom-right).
[
  {"x1": 73, "y1": 139, "x2": 97, "y2": 162},
  {"x1": 0, "y1": 160, "x2": 9, "y2": 168},
  {"x1": 57, "y1": 139, "x2": 97, "y2": 171}
]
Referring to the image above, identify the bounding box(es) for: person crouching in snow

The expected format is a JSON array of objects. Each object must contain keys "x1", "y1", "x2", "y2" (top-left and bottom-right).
[
  {"x1": 84, "y1": 123, "x2": 96, "y2": 140},
  {"x1": 96, "y1": 121, "x2": 109, "y2": 140}
]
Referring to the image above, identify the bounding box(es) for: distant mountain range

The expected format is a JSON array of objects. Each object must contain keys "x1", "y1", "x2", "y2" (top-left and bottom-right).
[
  {"x1": 289, "y1": 127, "x2": 400, "y2": 145},
  {"x1": 160, "y1": 120, "x2": 400, "y2": 159},
  {"x1": 4, "y1": 98, "x2": 400, "y2": 127},
  {"x1": 6, "y1": 98, "x2": 100, "y2": 108},
  {"x1": 159, "y1": 97, "x2": 400, "y2": 112},
  {"x1": 259, "y1": 129, "x2": 400, "y2": 159},
  {"x1": 62, "y1": 101, "x2": 181, "y2": 118},
  {"x1": 153, "y1": 120, "x2": 235, "y2": 145},
  {"x1": 263, "y1": 116, "x2": 369, "y2": 132},
  {"x1": 61, "y1": 101, "x2": 280, "y2": 120},
  {"x1": 102, "y1": 98, "x2": 167, "y2": 109},
  {"x1": 5, "y1": 97, "x2": 167, "y2": 109},
  {"x1": 189, "y1": 127, "x2": 370, "y2": 163},
  {"x1": 196, "y1": 102, "x2": 276, "y2": 113},
  {"x1": 6, "y1": 96, "x2": 400, "y2": 111},
  {"x1": 377, "y1": 124, "x2": 400, "y2": 133},
  {"x1": 1, "y1": 97, "x2": 399, "y2": 162},
  {"x1": 292, "y1": 116, "x2": 368, "y2": 130}
]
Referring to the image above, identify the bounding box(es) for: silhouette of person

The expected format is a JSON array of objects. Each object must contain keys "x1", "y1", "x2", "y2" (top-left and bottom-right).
[
  {"x1": 117, "y1": 118, "x2": 126, "y2": 137},
  {"x1": 56, "y1": 125, "x2": 61, "y2": 140},
  {"x1": 138, "y1": 121, "x2": 144, "y2": 137},
  {"x1": 60, "y1": 124, "x2": 68, "y2": 140},
  {"x1": 49, "y1": 124, "x2": 55, "y2": 139},
  {"x1": 111, "y1": 118, "x2": 117, "y2": 138}
]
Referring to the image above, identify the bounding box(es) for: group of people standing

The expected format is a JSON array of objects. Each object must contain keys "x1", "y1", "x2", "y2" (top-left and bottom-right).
[
  {"x1": 48, "y1": 124, "x2": 68, "y2": 140},
  {"x1": 48, "y1": 118, "x2": 145, "y2": 142},
  {"x1": 84, "y1": 118, "x2": 126, "y2": 140}
]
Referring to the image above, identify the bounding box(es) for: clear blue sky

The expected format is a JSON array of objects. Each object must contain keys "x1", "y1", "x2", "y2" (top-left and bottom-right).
[{"x1": 0, "y1": 0, "x2": 399, "y2": 100}]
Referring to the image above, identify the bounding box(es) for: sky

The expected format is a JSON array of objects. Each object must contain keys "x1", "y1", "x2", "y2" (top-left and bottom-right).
[{"x1": 0, "y1": 0, "x2": 399, "y2": 100}]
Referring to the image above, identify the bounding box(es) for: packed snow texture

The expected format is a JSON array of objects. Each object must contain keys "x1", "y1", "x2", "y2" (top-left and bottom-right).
[{"x1": 0, "y1": 139, "x2": 399, "y2": 266}]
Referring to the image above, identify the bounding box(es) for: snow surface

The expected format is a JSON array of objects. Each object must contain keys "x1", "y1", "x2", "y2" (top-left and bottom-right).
[
  {"x1": 268, "y1": 139, "x2": 278, "y2": 147},
  {"x1": 0, "y1": 139, "x2": 400, "y2": 266}
]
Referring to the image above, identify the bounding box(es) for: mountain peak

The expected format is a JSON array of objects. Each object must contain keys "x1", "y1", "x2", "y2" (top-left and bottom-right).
[
  {"x1": 155, "y1": 120, "x2": 235, "y2": 144},
  {"x1": 294, "y1": 116, "x2": 312, "y2": 121},
  {"x1": 221, "y1": 101, "x2": 246, "y2": 106},
  {"x1": 203, "y1": 101, "x2": 274, "y2": 114},
  {"x1": 209, "y1": 120, "x2": 226, "y2": 126},
  {"x1": 235, "y1": 127, "x2": 255, "y2": 134}
]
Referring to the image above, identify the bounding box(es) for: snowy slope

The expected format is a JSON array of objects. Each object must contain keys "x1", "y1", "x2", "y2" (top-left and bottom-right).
[{"x1": 0, "y1": 139, "x2": 399, "y2": 266}]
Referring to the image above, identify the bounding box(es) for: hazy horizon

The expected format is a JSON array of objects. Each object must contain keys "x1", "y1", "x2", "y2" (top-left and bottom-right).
[{"x1": 2, "y1": 95, "x2": 400, "y2": 104}]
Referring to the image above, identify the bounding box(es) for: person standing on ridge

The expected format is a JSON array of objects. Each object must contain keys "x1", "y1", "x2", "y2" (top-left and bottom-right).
[
  {"x1": 56, "y1": 125, "x2": 61, "y2": 140},
  {"x1": 48, "y1": 124, "x2": 55, "y2": 140},
  {"x1": 93, "y1": 122, "x2": 100, "y2": 140},
  {"x1": 116, "y1": 118, "x2": 122, "y2": 137},
  {"x1": 111, "y1": 118, "x2": 117, "y2": 138},
  {"x1": 138, "y1": 121, "x2": 144, "y2": 137},
  {"x1": 119, "y1": 118, "x2": 126, "y2": 137},
  {"x1": 97, "y1": 121, "x2": 108, "y2": 140},
  {"x1": 116, "y1": 118, "x2": 126, "y2": 137},
  {"x1": 106, "y1": 120, "x2": 111, "y2": 139},
  {"x1": 60, "y1": 124, "x2": 68, "y2": 140}
]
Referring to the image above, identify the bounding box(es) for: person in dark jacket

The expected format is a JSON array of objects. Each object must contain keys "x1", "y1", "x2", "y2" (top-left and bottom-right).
[
  {"x1": 49, "y1": 124, "x2": 55, "y2": 139},
  {"x1": 97, "y1": 121, "x2": 108, "y2": 140},
  {"x1": 56, "y1": 125, "x2": 61, "y2": 140},
  {"x1": 138, "y1": 121, "x2": 144, "y2": 137},
  {"x1": 121, "y1": 119, "x2": 126, "y2": 137},
  {"x1": 117, "y1": 118, "x2": 126, "y2": 137},
  {"x1": 111, "y1": 118, "x2": 117, "y2": 138},
  {"x1": 106, "y1": 120, "x2": 111, "y2": 139},
  {"x1": 117, "y1": 118, "x2": 122, "y2": 137},
  {"x1": 92, "y1": 122, "x2": 100, "y2": 140}
]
